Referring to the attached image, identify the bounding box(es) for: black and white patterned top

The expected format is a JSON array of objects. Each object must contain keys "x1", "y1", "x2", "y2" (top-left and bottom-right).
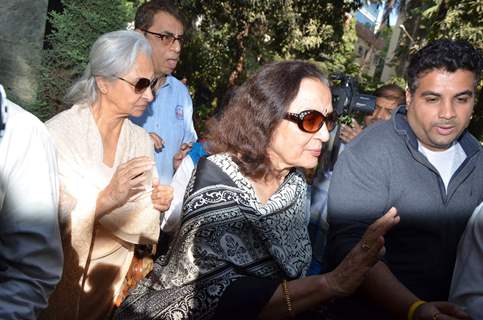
[{"x1": 115, "y1": 154, "x2": 311, "y2": 320}]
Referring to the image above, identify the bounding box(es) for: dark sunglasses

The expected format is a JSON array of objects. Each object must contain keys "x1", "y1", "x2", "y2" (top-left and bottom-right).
[
  {"x1": 284, "y1": 110, "x2": 336, "y2": 133},
  {"x1": 141, "y1": 29, "x2": 184, "y2": 47},
  {"x1": 117, "y1": 77, "x2": 158, "y2": 94}
]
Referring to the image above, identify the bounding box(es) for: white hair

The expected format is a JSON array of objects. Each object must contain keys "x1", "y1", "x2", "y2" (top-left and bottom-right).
[{"x1": 65, "y1": 30, "x2": 152, "y2": 106}]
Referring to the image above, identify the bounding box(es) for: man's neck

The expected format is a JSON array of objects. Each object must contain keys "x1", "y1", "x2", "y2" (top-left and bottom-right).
[
  {"x1": 156, "y1": 73, "x2": 168, "y2": 88},
  {"x1": 418, "y1": 141, "x2": 455, "y2": 154}
]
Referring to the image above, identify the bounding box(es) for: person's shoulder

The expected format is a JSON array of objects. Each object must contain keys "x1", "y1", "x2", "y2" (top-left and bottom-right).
[
  {"x1": 6, "y1": 100, "x2": 44, "y2": 128},
  {"x1": 345, "y1": 120, "x2": 395, "y2": 153},
  {"x1": 46, "y1": 105, "x2": 92, "y2": 147},
  {"x1": 46, "y1": 104, "x2": 85, "y2": 130},
  {"x1": 336, "y1": 120, "x2": 403, "y2": 173},
  {"x1": 5, "y1": 99, "x2": 50, "y2": 137},
  {"x1": 167, "y1": 75, "x2": 190, "y2": 96},
  {"x1": 191, "y1": 155, "x2": 238, "y2": 192},
  {"x1": 458, "y1": 130, "x2": 483, "y2": 156},
  {"x1": 362, "y1": 118, "x2": 393, "y2": 138},
  {"x1": 167, "y1": 75, "x2": 187, "y2": 88},
  {"x1": 152, "y1": 76, "x2": 191, "y2": 110}
]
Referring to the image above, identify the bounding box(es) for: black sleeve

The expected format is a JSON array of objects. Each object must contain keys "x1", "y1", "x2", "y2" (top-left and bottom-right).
[{"x1": 213, "y1": 277, "x2": 280, "y2": 320}]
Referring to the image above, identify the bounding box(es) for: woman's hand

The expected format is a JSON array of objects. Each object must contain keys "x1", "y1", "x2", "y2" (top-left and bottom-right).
[
  {"x1": 414, "y1": 301, "x2": 470, "y2": 320},
  {"x1": 96, "y1": 156, "x2": 155, "y2": 218},
  {"x1": 325, "y1": 207, "x2": 400, "y2": 297},
  {"x1": 151, "y1": 178, "x2": 173, "y2": 212}
]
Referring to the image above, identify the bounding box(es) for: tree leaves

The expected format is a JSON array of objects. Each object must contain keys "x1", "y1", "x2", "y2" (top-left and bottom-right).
[
  {"x1": 34, "y1": 0, "x2": 133, "y2": 119},
  {"x1": 173, "y1": 0, "x2": 365, "y2": 133}
]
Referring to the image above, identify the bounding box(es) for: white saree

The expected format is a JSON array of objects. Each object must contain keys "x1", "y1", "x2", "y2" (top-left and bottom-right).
[{"x1": 42, "y1": 104, "x2": 160, "y2": 320}]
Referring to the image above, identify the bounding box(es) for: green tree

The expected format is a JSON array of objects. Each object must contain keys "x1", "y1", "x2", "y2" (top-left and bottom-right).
[
  {"x1": 33, "y1": 0, "x2": 135, "y2": 120},
  {"x1": 173, "y1": 0, "x2": 366, "y2": 132},
  {"x1": 33, "y1": 0, "x2": 372, "y2": 132},
  {"x1": 419, "y1": 0, "x2": 482, "y2": 47},
  {"x1": 317, "y1": 16, "x2": 361, "y2": 78}
]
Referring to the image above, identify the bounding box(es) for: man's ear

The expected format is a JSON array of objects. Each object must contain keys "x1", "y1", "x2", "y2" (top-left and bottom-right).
[
  {"x1": 95, "y1": 76, "x2": 109, "y2": 95},
  {"x1": 405, "y1": 88, "x2": 412, "y2": 109}
]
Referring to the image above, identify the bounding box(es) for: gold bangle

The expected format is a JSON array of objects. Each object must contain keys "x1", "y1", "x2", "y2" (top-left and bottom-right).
[
  {"x1": 282, "y1": 279, "x2": 294, "y2": 318},
  {"x1": 408, "y1": 300, "x2": 427, "y2": 320}
]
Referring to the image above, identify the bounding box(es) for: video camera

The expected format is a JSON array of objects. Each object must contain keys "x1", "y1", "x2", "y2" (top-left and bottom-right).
[
  {"x1": 322, "y1": 74, "x2": 376, "y2": 170},
  {"x1": 330, "y1": 74, "x2": 375, "y2": 116}
]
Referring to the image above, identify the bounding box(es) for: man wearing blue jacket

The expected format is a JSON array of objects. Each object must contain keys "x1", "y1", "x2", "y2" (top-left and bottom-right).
[{"x1": 327, "y1": 39, "x2": 482, "y2": 320}]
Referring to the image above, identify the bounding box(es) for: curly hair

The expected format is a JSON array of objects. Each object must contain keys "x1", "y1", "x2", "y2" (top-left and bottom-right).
[
  {"x1": 206, "y1": 61, "x2": 328, "y2": 180},
  {"x1": 134, "y1": 0, "x2": 184, "y2": 30},
  {"x1": 406, "y1": 39, "x2": 482, "y2": 93}
]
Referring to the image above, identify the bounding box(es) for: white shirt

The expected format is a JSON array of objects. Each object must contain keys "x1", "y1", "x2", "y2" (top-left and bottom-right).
[
  {"x1": 161, "y1": 155, "x2": 195, "y2": 233},
  {"x1": 0, "y1": 97, "x2": 63, "y2": 319},
  {"x1": 418, "y1": 142, "x2": 466, "y2": 190}
]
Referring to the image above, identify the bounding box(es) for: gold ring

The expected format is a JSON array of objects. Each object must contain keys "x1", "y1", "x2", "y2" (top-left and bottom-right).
[
  {"x1": 361, "y1": 241, "x2": 370, "y2": 251},
  {"x1": 432, "y1": 313, "x2": 440, "y2": 320}
]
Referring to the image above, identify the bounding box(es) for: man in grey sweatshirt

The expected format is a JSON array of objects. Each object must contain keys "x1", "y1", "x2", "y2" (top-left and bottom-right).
[{"x1": 327, "y1": 39, "x2": 482, "y2": 320}]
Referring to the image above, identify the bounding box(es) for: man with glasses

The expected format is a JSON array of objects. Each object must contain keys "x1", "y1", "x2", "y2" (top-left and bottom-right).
[
  {"x1": 339, "y1": 84, "x2": 405, "y2": 143},
  {"x1": 132, "y1": 0, "x2": 197, "y2": 184}
]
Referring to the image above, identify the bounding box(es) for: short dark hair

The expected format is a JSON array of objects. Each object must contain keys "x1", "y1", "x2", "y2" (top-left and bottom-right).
[
  {"x1": 374, "y1": 84, "x2": 405, "y2": 105},
  {"x1": 134, "y1": 0, "x2": 184, "y2": 31},
  {"x1": 207, "y1": 61, "x2": 328, "y2": 180},
  {"x1": 406, "y1": 39, "x2": 482, "y2": 93}
]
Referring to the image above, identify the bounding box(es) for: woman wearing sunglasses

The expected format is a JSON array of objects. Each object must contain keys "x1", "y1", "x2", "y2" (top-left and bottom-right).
[
  {"x1": 116, "y1": 61, "x2": 399, "y2": 320},
  {"x1": 41, "y1": 30, "x2": 173, "y2": 320}
]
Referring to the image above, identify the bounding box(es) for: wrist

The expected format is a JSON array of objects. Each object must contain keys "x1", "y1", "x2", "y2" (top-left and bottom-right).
[
  {"x1": 323, "y1": 272, "x2": 348, "y2": 298},
  {"x1": 96, "y1": 188, "x2": 115, "y2": 218},
  {"x1": 407, "y1": 300, "x2": 426, "y2": 320},
  {"x1": 281, "y1": 279, "x2": 294, "y2": 318}
]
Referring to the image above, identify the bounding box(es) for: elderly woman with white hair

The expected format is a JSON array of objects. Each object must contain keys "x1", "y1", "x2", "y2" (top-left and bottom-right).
[{"x1": 41, "y1": 30, "x2": 173, "y2": 320}]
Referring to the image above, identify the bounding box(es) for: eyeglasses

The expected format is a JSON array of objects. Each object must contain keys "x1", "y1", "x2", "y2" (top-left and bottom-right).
[
  {"x1": 141, "y1": 29, "x2": 184, "y2": 47},
  {"x1": 117, "y1": 77, "x2": 158, "y2": 94},
  {"x1": 284, "y1": 110, "x2": 336, "y2": 133}
]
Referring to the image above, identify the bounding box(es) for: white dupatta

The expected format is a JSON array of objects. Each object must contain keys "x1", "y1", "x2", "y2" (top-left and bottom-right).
[{"x1": 46, "y1": 104, "x2": 160, "y2": 275}]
